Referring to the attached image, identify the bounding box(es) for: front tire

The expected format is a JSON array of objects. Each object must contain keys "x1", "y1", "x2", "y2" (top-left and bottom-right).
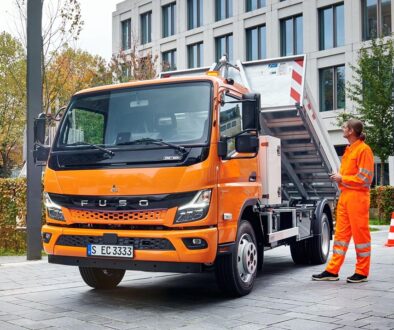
[
  {"x1": 79, "y1": 267, "x2": 125, "y2": 289},
  {"x1": 215, "y1": 221, "x2": 258, "y2": 297}
]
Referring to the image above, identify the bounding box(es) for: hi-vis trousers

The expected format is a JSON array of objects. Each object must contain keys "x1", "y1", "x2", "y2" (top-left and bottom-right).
[{"x1": 326, "y1": 189, "x2": 371, "y2": 276}]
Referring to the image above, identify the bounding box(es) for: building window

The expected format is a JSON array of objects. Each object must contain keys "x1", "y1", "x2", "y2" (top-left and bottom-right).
[
  {"x1": 188, "y1": 42, "x2": 203, "y2": 68},
  {"x1": 216, "y1": 0, "x2": 232, "y2": 21},
  {"x1": 319, "y1": 3, "x2": 344, "y2": 50},
  {"x1": 280, "y1": 15, "x2": 303, "y2": 56},
  {"x1": 246, "y1": 25, "x2": 266, "y2": 60},
  {"x1": 141, "y1": 11, "x2": 152, "y2": 44},
  {"x1": 163, "y1": 2, "x2": 176, "y2": 38},
  {"x1": 362, "y1": 0, "x2": 391, "y2": 40},
  {"x1": 162, "y1": 49, "x2": 177, "y2": 71},
  {"x1": 188, "y1": 0, "x2": 203, "y2": 30},
  {"x1": 319, "y1": 65, "x2": 345, "y2": 112},
  {"x1": 121, "y1": 19, "x2": 131, "y2": 50},
  {"x1": 373, "y1": 162, "x2": 390, "y2": 186},
  {"x1": 246, "y1": 0, "x2": 265, "y2": 12},
  {"x1": 122, "y1": 66, "x2": 131, "y2": 80},
  {"x1": 215, "y1": 34, "x2": 233, "y2": 62}
]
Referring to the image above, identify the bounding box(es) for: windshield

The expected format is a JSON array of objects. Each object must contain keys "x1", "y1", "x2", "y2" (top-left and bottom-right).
[{"x1": 55, "y1": 82, "x2": 212, "y2": 150}]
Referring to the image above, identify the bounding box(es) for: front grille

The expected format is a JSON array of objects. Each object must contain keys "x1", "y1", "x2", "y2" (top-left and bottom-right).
[
  {"x1": 69, "y1": 209, "x2": 166, "y2": 223},
  {"x1": 56, "y1": 235, "x2": 175, "y2": 250}
]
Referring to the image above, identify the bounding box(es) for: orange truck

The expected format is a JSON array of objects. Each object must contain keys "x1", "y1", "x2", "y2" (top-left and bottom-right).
[{"x1": 34, "y1": 55, "x2": 339, "y2": 296}]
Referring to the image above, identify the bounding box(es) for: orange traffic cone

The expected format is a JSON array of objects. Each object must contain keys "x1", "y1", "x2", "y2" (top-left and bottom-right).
[{"x1": 385, "y1": 212, "x2": 394, "y2": 247}]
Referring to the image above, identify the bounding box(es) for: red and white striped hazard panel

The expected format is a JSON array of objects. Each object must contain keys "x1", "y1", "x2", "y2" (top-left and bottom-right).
[{"x1": 290, "y1": 59, "x2": 304, "y2": 103}]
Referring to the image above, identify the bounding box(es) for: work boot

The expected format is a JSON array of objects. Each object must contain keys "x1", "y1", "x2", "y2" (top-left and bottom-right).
[
  {"x1": 311, "y1": 270, "x2": 339, "y2": 281},
  {"x1": 346, "y1": 273, "x2": 368, "y2": 283}
]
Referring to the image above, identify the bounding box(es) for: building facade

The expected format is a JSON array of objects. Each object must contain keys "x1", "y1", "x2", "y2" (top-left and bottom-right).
[{"x1": 112, "y1": 0, "x2": 394, "y2": 185}]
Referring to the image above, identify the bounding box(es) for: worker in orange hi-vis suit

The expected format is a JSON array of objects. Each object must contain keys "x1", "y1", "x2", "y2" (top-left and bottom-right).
[{"x1": 312, "y1": 119, "x2": 374, "y2": 283}]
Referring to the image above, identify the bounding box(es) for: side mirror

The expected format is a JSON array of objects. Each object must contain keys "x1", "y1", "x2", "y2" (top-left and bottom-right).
[
  {"x1": 33, "y1": 113, "x2": 50, "y2": 164},
  {"x1": 235, "y1": 133, "x2": 259, "y2": 153},
  {"x1": 33, "y1": 145, "x2": 50, "y2": 163},
  {"x1": 217, "y1": 138, "x2": 228, "y2": 158},
  {"x1": 242, "y1": 93, "x2": 260, "y2": 130},
  {"x1": 34, "y1": 113, "x2": 47, "y2": 145}
]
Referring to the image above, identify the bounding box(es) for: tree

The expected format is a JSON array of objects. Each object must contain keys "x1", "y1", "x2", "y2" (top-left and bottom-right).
[
  {"x1": 110, "y1": 47, "x2": 158, "y2": 83},
  {"x1": 15, "y1": 0, "x2": 84, "y2": 114},
  {"x1": 0, "y1": 32, "x2": 26, "y2": 177},
  {"x1": 44, "y1": 47, "x2": 111, "y2": 111},
  {"x1": 346, "y1": 37, "x2": 394, "y2": 186}
]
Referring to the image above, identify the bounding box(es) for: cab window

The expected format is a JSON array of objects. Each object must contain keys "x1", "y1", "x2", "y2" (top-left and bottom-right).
[{"x1": 219, "y1": 94, "x2": 243, "y2": 153}]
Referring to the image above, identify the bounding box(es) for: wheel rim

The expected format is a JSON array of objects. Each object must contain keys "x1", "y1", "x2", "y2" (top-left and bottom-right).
[
  {"x1": 321, "y1": 219, "x2": 330, "y2": 257},
  {"x1": 237, "y1": 233, "x2": 257, "y2": 284}
]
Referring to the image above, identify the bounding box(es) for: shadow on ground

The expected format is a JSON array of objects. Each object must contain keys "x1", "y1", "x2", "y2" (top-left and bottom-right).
[{"x1": 76, "y1": 250, "x2": 304, "y2": 309}]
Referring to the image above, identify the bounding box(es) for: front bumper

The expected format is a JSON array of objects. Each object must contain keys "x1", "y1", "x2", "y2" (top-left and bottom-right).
[
  {"x1": 42, "y1": 224, "x2": 218, "y2": 264},
  {"x1": 48, "y1": 255, "x2": 204, "y2": 273}
]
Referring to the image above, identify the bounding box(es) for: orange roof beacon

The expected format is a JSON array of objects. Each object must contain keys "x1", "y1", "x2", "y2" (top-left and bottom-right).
[{"x1": 35, "y1": 55, "x2": 340, "y2": 297}]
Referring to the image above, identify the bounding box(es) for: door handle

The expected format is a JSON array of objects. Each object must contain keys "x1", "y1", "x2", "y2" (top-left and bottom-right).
[{"x1": 249, "y1": 172, "x2": 257, "y2": 182}]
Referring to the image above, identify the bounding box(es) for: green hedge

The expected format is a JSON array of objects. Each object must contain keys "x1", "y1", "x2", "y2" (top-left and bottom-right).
[
  {"x1": 0, "y1": 178, "x2": 27, "y2": 253},
  {"x1": 370, "y1": 186, "x2": 394, "y2": 224}
]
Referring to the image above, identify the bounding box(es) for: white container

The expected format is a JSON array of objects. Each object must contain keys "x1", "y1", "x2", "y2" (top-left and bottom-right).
[{"x1": 259, "y1": 135, "x2": 281, "y2": 206}]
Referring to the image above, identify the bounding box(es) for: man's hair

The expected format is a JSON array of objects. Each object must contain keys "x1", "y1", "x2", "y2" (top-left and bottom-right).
[{"x1": 345, "y1": 118, "x2": 366, "y2": 141}]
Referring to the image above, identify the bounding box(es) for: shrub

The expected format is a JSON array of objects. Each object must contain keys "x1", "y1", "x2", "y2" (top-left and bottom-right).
[
  {"x1": 370, "y1": 186, "x2": 394, "y2": 224},
  {"x1": 0, "y1": 178, "x2": 27, "y2": 253}
]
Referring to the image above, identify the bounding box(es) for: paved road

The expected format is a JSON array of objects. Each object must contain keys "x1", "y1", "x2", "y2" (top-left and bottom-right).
[{"x1": 0, "y1": 230, "x2": 393, "y2": 330}]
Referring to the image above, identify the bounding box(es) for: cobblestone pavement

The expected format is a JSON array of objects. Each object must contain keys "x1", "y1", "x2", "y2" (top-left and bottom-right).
[{"x1": 0, "y1": 230, "x2": 393, "y2": 330}]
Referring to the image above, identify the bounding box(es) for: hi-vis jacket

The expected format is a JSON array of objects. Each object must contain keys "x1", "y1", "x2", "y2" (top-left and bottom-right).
[{"x1": 339, "y1": 140, "x2": 374, "y2": 191}]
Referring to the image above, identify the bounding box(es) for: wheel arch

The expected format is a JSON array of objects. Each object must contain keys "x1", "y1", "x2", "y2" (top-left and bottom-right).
[
  {"x1": 238, "y1": 199, "x2": 264, "y2": 270},
  {"x1": 237, "y1": 199, "x2": 262, "y2": 246},
  {"x1": 314, "y1": 198, "x2": 334, "y2": 238}
]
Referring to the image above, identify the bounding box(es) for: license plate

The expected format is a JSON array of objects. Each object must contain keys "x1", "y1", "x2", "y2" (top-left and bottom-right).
[{"x1": 87, "y1": 244, "x2": 133, "y2": 258}]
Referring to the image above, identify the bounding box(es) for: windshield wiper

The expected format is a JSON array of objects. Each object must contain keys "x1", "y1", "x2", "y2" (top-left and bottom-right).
[
  {"x1": 67, "y1": 142, "x2": 115, "y2": 157},
  {"x1": 117, "y1": 138, "x2": 187, "y2": 154}
]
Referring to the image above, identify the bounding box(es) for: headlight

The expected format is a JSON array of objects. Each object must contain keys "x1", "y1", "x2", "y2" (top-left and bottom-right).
[
  {"x1": 174, "y1": 189, "x2": 212, "y2": 224},
  {"x1": 44, "y1": 192, "x2": 65, "y2": 221}
]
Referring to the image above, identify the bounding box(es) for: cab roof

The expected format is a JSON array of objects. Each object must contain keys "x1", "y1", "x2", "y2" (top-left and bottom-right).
[{"x1": 74, "y1": 75, "x2": 249, "y2": 97}]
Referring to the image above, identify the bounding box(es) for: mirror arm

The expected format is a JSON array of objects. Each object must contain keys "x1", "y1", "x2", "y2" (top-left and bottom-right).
[
  {"x1": 223, "y1": 128, "x2": 258, "y2": 140},
  {"x1": 44, "y1": 106, "x2": 66, "y2": 122},
  {"x1": 222, "y1": 99, "x2": 255, "y2": 105}
]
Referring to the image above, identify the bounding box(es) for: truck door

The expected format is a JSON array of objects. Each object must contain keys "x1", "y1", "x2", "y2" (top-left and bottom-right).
[{"x1": 217, "y1": 93, "x2": 261, "y2": 244}]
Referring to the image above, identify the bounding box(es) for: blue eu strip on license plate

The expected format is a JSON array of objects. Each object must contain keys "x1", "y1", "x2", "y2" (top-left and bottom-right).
[{"x1": 87, "y1": 244, "x2": 133, "y2": 258}]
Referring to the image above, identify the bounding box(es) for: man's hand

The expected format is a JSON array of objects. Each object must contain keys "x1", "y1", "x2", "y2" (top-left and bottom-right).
[{"x1": 330, "y1": 172, "x2": 342, "y2": 183}]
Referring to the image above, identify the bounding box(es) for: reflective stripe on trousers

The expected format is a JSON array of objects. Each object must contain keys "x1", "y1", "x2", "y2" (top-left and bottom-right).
[{"x1": 326, "y1": 189, "x2": 371, "y2": 276}]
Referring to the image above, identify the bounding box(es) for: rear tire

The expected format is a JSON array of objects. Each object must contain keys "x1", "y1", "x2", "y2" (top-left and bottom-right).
[
  {"x1": 215, "y1": 221, "x2": 258, "y2": 297},
  {"x1": 290, "y1": 212, "x2": 331, "y2": 265},
  {"x1": 309, "y1": 213, "x2": 331, "y2": 264},
  {"x1": 290, "y1": 239, "x2": 310, "y2": 264},
  {"x1": 79, "y1": 267, "x2": 125, "y2": 289}
]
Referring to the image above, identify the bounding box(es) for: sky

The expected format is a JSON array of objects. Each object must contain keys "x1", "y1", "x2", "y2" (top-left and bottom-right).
[{"x1": 0, "y1": 0, "x2": 121, "y2": 61}]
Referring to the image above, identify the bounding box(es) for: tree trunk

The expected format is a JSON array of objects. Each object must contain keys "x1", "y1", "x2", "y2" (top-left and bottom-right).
[
  {"x1": 380, "y1": 160, "x2": 385, "y2": 186},
  {"x1": 0, "y1": 151, "x2": 10, "y2": 177}
]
